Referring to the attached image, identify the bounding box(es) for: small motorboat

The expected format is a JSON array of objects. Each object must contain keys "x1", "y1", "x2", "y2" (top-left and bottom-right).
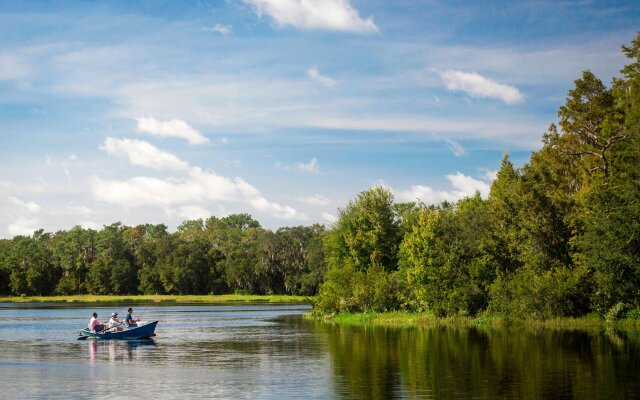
[{"x1": 78, "y1": 321, "x2": 158, "y2": 340}]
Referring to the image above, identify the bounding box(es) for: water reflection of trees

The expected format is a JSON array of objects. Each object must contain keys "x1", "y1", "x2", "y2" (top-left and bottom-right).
[{"x1": 316, "y1": 323, "x2": 640, "y2": 399}]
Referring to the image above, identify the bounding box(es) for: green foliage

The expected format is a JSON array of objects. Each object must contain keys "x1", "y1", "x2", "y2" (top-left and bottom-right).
[
  {"x1": 398, "y1": 195, "x2": 493, "y2": 316},
  {"x1": 327, "y1": 186, "x2": 400, "y2": 272},
  {"x1": 261, "y1": 225, "x2": 326, "y2": 295},
  {"x1": 314, "y1": 261, "x2": 399, "y2": 313},
  {"x1": 315, "y1": 187, "x2": 401, "y2": 313},
  {"x1": 489, "y1": 265, "x2": 592, "y2": 319},
  {"x1": 0, "y1": 214, "x2": 328, "y2": 298},
  {"x1": 572, "y1": 179, "x2": 640, "y2": 313}
]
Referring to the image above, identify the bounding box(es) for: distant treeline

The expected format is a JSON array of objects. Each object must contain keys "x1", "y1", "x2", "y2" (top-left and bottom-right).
[
  {"x1": 2, "y1": 33, "x2": 640, "y2": 320},
  {"x1": 0, "y1": 215, "x2": 326, "y2": 297}
]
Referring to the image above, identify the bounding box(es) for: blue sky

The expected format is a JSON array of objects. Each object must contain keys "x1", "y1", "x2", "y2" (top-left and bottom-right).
[{"x1": 0, "y1": 0, "x2": 638, "y2": 237}]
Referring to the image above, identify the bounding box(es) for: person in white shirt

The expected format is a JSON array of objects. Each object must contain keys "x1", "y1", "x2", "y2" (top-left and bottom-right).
[{"x1": 107, "y1": 312, "x2": 124, "y2": 331}]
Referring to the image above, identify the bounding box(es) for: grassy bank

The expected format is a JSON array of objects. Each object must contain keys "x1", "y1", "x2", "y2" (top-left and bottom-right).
[
  {"x1": 315, "y1": 311, "x2": 640, "y2": 330},
  {"x1": 0, "y1": 294, "x2": 312, "y2": 304}
]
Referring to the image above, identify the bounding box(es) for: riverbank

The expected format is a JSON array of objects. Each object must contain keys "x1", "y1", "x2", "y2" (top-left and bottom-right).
[
  {"x1": 0, "y1": 294, "x2": 312, "y2": 304},
  {"x1": 315, "y1": 311, "x2": 640, "y2": 330}
]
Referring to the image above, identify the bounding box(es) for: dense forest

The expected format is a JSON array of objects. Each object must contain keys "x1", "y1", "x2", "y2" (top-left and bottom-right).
[
  {"x1": 0, "y1": 215, "x2": 326, "y2": 297},
  {"x1": 2, "y1": 33, "x2": 639, "y2": 320}
]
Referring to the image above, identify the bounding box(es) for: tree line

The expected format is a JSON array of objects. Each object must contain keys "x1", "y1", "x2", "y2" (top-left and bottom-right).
[
  {"x1": 314, "y1": 32, "x2": 640, "y2": 319},
  {"x1": 1, "y1": 33, "x2": 639, "y2": 320},
  {"x1": 0, "y1": 214, "x2": 325, "y2": 297}
]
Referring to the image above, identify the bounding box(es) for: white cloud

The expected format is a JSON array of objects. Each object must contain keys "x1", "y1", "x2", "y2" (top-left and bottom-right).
[
  {"x1": 481, "y1": 168, "x2": 498, "y2": 182},
  {"x1": 295, "y1": 194, "x2": 330, "y2": 206},
  {"x1": 245, "y1": 0, "x2": 379, "y2": 34},
  {"x1": 69, "y1": 153, "x2": 78, "y2": 160},
  {"x1": 100, "y1": 137, "x2": 190, "y2": 171},
  {"x1": 67, "y1": 204, "x2": 94, "y2": 216},
  {"x1": 0, "y1": 180, "x2": 46, "y2": 195},
  {"x1": 80, "y1": 221, "x2": 102, "y2": 230},
  {"x1": 322, "y1": 212, "x2": 337, "y2": 224},
  {"x1": 8, "y1": 196, "x2": 41, "y2": 213},
  {"x1": 8, "y1": 216, "x2": 39, "y2": 236},
  {"x1": 176, "y1": 205, "x2": 212, "y2": 220},
  {"x1": 297, "y1": 157, "x2": 319, "y2": 173},
  {"x1": 443, "y1": 139, "x2": 467, "y2": 157},
  {"x1": 396, "y1": 172, "x2": 492, "y2": 204},
  {"x1": 307, "y1": 66, "x2": 336, "y2": 87},
  {"x1": 203, "y1": 24, "x2": 232, "y2": 35},
  {"x1": 439, "y1": 70, "x2": 523, "y2": 104},
  {"x1": 92, "y1": 140, "x2": 307, "y2": 221},
  {"x1": 135, "y1": 116, "x2": 210, "y2": 145},
  {"x1": 447, "y1": 172, "x2": 491, "y2": 198}
]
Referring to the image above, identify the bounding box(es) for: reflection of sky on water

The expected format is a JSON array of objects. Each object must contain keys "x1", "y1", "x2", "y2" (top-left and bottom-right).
[{"x1": 0, "y1": 304, "x2": 333, "y2": 399}]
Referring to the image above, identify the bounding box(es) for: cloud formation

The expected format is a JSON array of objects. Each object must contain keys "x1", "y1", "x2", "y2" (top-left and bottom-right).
[
  {"x1": 396, "y1": 172, "x2": 492, "y2": 204},
  {"x1": 443, "y1": 138, "x2": 467, "y2": 157},
  {"x1": 8, "y1": 216, "x2": 39, "y2": 236},
  {"x1": 135, "y1": 116, "x2": 210, "y2": 145},
  {"x1": 295, "y1": 194, "x2": 331, "y2": 206},
  {"x1": 296, "y1": 157, "x2": 319, "y2": 173},
  {"x1": 101, "y1": 137, "x2": 190, "y2": 171},
  {"x1": 307, "y1": 66, "x2": 336, "y2": 87},
  {"x1": 322, "y1": 212, "x2": 337, "y2": 224},
  {"x1": 7, "y1": 196, "x2": 42, "y2": 213},
  {"x1": 440, "y1": 70, "x2": 523, "y2": 104},
  {"x1": 92, "y1": 138, "x2": 307, "y2": 221},
  {"x1": 245, "y1": 0, "x2": 379, "y2": 34},
  {"x1": 203, "y1": 24, "x2": 232, "y2": 35}
]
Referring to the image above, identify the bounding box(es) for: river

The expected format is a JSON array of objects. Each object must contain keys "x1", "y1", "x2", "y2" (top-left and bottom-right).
[{"x1": 0, "y1": 303, "x2": 638, "y2": 399}]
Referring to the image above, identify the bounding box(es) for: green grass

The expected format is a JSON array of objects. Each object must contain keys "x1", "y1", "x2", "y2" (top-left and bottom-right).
[
  {"x1": 315, "y1": 311, "x2": 640, "y2": 330},
  {"x1": 0, "y1": 294, "x2": 312, "y2": 304}
]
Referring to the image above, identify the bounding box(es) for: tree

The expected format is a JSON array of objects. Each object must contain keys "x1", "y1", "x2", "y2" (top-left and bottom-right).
[
  {"x1": 327, "y1": 186, "x2": 400, "y2": 272},
  {"x1": 557, "y1": 70, "x2": 628, "y2": 180},
  {"x1": 398, "y1": 195, "x2": 494, "y2": 316},
  {"x1": 0, "y1": 239, "x2": 11, "y2": 294},
  {"x1": 260, "y1": 225, "x2": 326, "y2": 295},
  {"x1": 316, "y1": 187, "x2": 401, "y2": 313},
  {"x1": 53, "y1": 226, "x2": 96, "y2": 294},
  {"x1": 572, "y1": 179, "x2": 640, "y2": 314}
]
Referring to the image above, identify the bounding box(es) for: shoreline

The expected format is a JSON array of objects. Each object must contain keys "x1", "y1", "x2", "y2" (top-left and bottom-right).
[
  {"x1": 0, "y1": 294, "x2": 312, "y2": 304},
  {"x1": 311, "y1": 311, "x2": 640, "y2": 331}
]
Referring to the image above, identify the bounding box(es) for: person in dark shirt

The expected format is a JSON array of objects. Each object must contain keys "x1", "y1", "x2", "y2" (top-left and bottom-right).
[{"x1": 124, "y1": 307, "x2": 140, "y2": 327}]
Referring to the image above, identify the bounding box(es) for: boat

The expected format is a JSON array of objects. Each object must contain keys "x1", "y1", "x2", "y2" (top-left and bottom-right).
[{"x1": 78, "y1": 320, "x2": 158, "y2": 340}]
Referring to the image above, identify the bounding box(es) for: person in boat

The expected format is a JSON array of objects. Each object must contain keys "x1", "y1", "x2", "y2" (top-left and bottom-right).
[
  {"x1": 124, "y1": 307, "x2": 140, "y2": 327},
  {"x1": 107, "y1": 312, "x2": 124, "y2": 331},
  {"x1": 88, "y1": 312, "x2": 105, "y2": 333}
]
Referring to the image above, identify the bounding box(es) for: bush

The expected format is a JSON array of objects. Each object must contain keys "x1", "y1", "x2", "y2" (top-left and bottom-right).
[
  {"x1": 489, "y1": 265, "x2": 592, "y2": 320},
  {"x1": 626, "y1": 309, "x2": 640, "y2": 319},
  {"x1": 314, "y1": 261, "x2": 399, "y2": 314}
]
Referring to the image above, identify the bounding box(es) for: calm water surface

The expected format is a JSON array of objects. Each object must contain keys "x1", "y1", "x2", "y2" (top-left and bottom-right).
[{"x1": 1, "y1": 303, "x2": 639, "y2": 399}]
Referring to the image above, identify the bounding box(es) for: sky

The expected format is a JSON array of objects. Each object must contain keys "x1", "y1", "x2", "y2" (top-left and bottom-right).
[{"x1": 0, "y1": 0, "x2": 638, "y2": 237}]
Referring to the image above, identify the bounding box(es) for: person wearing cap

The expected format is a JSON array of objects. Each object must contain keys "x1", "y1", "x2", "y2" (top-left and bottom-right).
[
  {"x1": 124, "y1": 307, "x2": 140, "y2": 327},
  {"x1": 107, "y1": 312, "x2": 123, "y2": 331}
]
